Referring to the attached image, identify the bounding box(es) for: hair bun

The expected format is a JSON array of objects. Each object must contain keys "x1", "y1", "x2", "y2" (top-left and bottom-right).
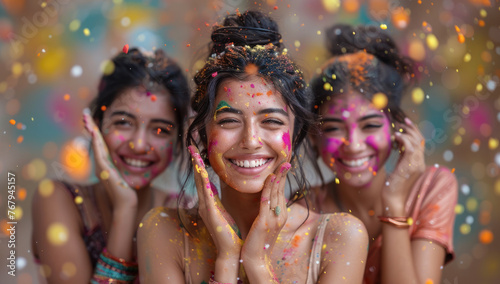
[
  {"x1": 325, "y1": 24, "x2": 413, "y2": 77},
  {"x1": 210, "y1": 10, "x2": 282, "y2": 54}
]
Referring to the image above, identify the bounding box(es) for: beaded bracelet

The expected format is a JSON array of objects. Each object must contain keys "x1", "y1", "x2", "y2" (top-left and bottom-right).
[
  {"x1": 378, "y1": 216, "x2": 412, "y2": 228},
  {"x1": 91, "y1": 248, "x2": 138, "y2": 284}
]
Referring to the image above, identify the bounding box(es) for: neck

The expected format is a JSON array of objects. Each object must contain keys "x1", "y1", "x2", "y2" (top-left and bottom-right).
[
  {"x1": 220, "y1": 182, "x2": 261, "y2": 240},
  {"x1": 334, "y1": 169, "x2": 387, "y2": 215}
]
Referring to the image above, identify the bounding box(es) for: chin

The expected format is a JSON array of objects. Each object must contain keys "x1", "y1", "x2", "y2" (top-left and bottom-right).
[{"x1": 122, "y1": 175, "x2": 151, "y2": 190}]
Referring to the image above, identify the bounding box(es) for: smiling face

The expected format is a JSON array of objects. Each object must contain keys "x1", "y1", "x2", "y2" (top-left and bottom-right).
[
  {"x1": 100, "y1": 87, "x2": 176, "y2": 190},
  {"x1": 317, "y1": 91, "x2": 392, "y2": 188},
  {"x1": 205, "y1": 76, "x2": 294, "y2": 193}
]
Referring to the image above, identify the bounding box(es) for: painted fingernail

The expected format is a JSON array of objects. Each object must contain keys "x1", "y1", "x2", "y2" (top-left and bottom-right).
[
  {"x1": 280, "y1": 162, "x2": 291, "y2": 174},
  {"x1": 404, "y1": 117, "x2": 412, "y2": 125}
]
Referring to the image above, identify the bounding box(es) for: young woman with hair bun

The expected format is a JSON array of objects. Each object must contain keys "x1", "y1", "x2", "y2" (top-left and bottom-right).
[
  {"x1": 138, "y1": 12, "x2": 368, "y2": 284},
  {"x1": 309, "y1": 24, "x2": 458, "y2": 284}
]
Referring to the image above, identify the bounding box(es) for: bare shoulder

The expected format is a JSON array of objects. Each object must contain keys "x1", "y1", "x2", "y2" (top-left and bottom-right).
[
  {"x1": 32, "y1": 180, "x2": 83, "y2": 229},
  {"x1": 322, "y1": 212, "x2": 368, "y2": 248}
]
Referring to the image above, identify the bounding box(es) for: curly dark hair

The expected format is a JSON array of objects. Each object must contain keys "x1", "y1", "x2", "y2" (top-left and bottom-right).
[
  {"x1": 182, "y1": 11, "x2": 314, "y2": 209},
  {"x1": 310, "y1": 24, "x2": 416, "y2": 125},
  {"x1": 89, "y1": 48, "x2": 190, "y2": 155}
]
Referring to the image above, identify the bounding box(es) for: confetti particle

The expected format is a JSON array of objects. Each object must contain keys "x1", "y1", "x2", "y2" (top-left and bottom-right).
[
  {"x1": 100, "y1": 60, "x2": 116, "y2": 75},
  {"x1": 460, "y1": 223, "x2": 471, "y2": 235},
  {"x1": 479, "y1": 230, "x2": 494, "y2": 244},
  {"x1": 74, "y1": 196, "x2": 83, "y2": 204},
  {"x1": 100, "y1": 170, "x2": 110, "y2": 180},
  {"x1": 411, "y1": 87, "x2": 425, "y2": 104},
  {"x1": 151, "y1": 95, "x2": 157, "y2": 102},
  {"x1": 69, "y1": 20, "x2": 80, "y2": 32},
  {"x1": 47, "y1": 223, "x2": 69, "y2": 246},
  {"x1": 489, "y1": 138, "x2": 499, "y2": 150},
  {"x1": 39, "y1": 179, "x2": 54, "y2": 197},
  {"x1": 212, "y1": 72, "x2": 217, "y2": 77},
  {"x1": 186, "y1": 44, "x2": 191, "y2": 47},
  {"x1": 425, "y1": 279, "x2": 433, "y2": 284},
  {"x1": 101, "y1": 105, "x2": 107, "y2": 111},
  {"x1": 426, "y1": 34, "x2": 439, "y2": 50},
  {"x1": 17, "y1": 135, "x2": 23, "y2": 143},
  {"x1": 322, "y1": 0, "x2": 341, "y2": 13},
  {"x1": 216, "y1": 226, "x2": 222, "y2": 232},
  {"x1": 17, "y1": 188, "x2": 27, "y2": 201},
  {"x1": 64, "y1": 94, "x2": 70, "y2": 101},
  {"x1": 9, "y1": 119, "x2": 16, "y2": 125},
  {"x1": 123, "y1": 44, "x2": 129, "y2": 54},
  {"x1": 62, "y1": 262, "x2": 77, "y2": 277},
  {"x1": 372, "y1": 93, "x2": 388, "y2": 109},
  {"x1": 70, "y1": 65, "x2": 83, "y2": 77},
  {"x1": 83, "y1": 28, "x2": 90, "y2": 36}
]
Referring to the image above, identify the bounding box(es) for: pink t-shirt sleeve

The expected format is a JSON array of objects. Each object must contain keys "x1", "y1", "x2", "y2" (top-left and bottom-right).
[{"x1": 410, "y1": 167, "x2": 458, "y2": 263}]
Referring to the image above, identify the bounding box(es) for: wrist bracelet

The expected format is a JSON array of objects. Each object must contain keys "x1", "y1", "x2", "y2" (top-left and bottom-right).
[
  {"x1": 91, "y1": 247, "x2": 138, "y2": 284},
  {"x1": 378, "y1": 216, "x2": 412, "y2": 228}
]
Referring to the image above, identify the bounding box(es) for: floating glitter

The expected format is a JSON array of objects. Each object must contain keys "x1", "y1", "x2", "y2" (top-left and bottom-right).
[{"x1": 47, "y1": 223, "x2": 69, "y2": 246}]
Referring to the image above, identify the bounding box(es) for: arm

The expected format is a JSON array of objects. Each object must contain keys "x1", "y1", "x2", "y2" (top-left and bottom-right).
[
  {"x1": 137, "y1": 207, "x2": 186, "y2": 283},
  {"x1": 318, "y1": 213, "x2": 369, "y2": 284},
  {"x1": 32, "y1": 180, "x2": 93, "y2": 284},
  {"x1": 381, "y1": 117, "x2": 458, "y2": 283},
  {"x1": 381, "y1": 168, "x2": 458, "y2": 284}
]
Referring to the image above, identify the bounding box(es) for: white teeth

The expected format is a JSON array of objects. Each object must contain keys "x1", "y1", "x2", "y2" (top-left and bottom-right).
[
  {"x1": 341, "y1": 157, "x2": 370, "y2": 167},
  {"x1": 124, "y1": 158, "x2": 150, "y2": 168},
  {"x1": 231, "y1": 159, "x2": 268, "y2": 168}
]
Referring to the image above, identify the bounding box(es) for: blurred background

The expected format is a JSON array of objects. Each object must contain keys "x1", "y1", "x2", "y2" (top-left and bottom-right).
[{"x1": 0, "y1": 0, "x2": 499, "y2": 283}]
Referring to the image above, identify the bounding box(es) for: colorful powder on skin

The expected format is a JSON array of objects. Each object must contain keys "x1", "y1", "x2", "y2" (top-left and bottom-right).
[
  {"x1": 207, "y1": 140, "x2": 218, "y2": 154},
  {"x1": 324, "y1": 138, "x2": 343, "y2": 155},
  {"x1": 213, "y1": 100, "x2": 232, "y2": 121},
  {"x1": 282, "y1": 130, "x2": 291, "y2": 152}
]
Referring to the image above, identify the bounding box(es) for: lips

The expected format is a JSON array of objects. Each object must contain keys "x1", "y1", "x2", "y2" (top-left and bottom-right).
[
  {"x1": 229, "y1": 158, "x2": 271, "y2": 168},
  {"x1": 338, "y1": 156, "x2": 372, "y2": 168},
  {"x1": 119, "y1": 156, "x2": 155, "y2": 172}
]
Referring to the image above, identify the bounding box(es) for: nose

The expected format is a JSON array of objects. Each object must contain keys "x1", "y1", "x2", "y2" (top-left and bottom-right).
[
  {"x1": 239, "y1": 122, "x2": 262, "y2": 150},
  {"x1": 130, "y1": 126, "x2": 149, "y2": 154},
  {"x1": 342, "y1": 127, "x2": 366, "y2": 153}
]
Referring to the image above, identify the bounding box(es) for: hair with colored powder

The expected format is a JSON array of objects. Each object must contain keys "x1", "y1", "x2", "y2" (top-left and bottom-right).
[
  {"x1": 308, "y1": 24, "x2": 416, "y2": 186},
  {"x1": 310, "y1": 24, "x2": 416, "y2": 124},
  {"x1": 181, "y1": 11, "x2": 314, "y2": 212},
  {"x1": 89, "y1": 48, "x2": 190, "y2": 156}
]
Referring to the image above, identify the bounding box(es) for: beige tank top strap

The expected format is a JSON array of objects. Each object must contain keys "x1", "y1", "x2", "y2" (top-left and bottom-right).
[{"x1": 306, "y1": 214, "x2": 331, "y2": 284}]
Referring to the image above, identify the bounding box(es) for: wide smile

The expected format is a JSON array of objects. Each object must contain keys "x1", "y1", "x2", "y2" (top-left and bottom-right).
[
  {"x1": 119, "y1": 156, "x2": 155, "y2": 172},
  {"x1": 337, "y1": 155, "x2": 374, "y2": 172},
  {"x1": 225, "y1": 157, "x2": 274, "y2": 176}
]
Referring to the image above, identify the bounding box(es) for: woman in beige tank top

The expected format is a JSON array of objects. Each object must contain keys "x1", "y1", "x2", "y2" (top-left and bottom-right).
[{"x1": 137, "y1": 11, "x2": 368, "y2": 284}]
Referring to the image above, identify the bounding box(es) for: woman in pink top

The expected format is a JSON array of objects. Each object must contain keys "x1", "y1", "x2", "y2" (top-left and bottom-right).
[{"x1": 308, "y1": 24, "x2": 458, "y2": 284}]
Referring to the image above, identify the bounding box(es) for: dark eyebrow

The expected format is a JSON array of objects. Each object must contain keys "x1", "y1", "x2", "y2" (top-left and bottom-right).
[
  {"x1": 320, "y1": 114, "x2": 385, "y2": 123},
  {"x1": 111, "y1": 111, "x2": 135, "y2": 119},
  {"x1": 359, "y1": 114, "x2": 385, "y2": 121},
  {"x1": 215, "y1": 107, "x2": 243, "y2": 115},
  {"x1": 257, "y1": 108, "x2": 288, "y2": 116},
  {"x1": 151, "y1": 119, "x2": 176, "y2": 127},
  {"x1": 111, "y1": 111, "x2": 175, "y2": 127}
]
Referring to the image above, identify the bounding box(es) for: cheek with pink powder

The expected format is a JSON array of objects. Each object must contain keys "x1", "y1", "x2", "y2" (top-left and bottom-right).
[
  {"x1": 282, "y1": 130, "x2": 291, "y2": 152},
  {"x1": 322, "y1": 138, "x2": 343, "y2": 156}
]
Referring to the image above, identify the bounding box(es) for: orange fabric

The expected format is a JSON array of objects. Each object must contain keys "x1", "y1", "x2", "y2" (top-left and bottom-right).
[{"x1": 363, "y1": 166, "x2": 458, "y2": 284}]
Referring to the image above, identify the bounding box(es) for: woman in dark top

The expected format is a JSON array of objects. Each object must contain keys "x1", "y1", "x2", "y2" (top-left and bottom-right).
[{"x1": 32, "y1": 48, "x2": 189, "y2": 283}]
